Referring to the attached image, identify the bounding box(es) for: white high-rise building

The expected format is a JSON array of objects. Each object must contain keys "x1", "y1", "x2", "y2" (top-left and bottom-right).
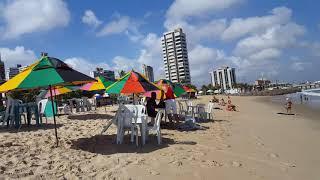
[
  {"x1": 162, "y1": 28, "x2": 191, "y2": 84},
  {"x1": 210, "y1": 66, "x2": 236, "y2": 90}
]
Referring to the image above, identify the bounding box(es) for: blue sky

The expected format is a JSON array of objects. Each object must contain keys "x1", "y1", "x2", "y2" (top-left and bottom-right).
[{"x1": 0, "y1": 0, "x2": 319, "y2": 86}]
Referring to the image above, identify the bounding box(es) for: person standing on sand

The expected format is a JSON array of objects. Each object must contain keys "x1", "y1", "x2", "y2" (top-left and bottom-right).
[
  {"x1": 285, "y1": 98, "x2": 293, "y2": 114},
  {"x1": 163, "y1": 85, "x2": 180, "y2": 125}
]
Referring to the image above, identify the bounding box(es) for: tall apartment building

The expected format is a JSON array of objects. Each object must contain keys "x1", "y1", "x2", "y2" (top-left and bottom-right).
[
  {"x1": 162, "y1": 28, "x2": 191, "y2": 84},
  {"x1": 90, "y1": 68, "x2": 115, "y2": 81},
  {"x1": 142, "y1": 64, "x2": 154, "y2": 82},
  {"x1": 210, "y1": 66, "x2": 236, "y2": 90},
  {"x1": 0, "y1": 53, "x2": 5, "y2": 81}
]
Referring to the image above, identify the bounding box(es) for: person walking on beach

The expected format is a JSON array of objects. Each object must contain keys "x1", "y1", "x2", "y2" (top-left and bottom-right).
[{"x1": 285, "y1": 98, "x2": 293, "y2": 114}]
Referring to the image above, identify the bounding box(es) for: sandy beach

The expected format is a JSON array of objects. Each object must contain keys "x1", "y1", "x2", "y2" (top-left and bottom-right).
[{"x1": 0, "y1": 95, "x2": 320, "y2": 179}]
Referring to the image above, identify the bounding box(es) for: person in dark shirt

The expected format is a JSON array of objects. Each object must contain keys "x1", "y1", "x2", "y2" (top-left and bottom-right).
[{"x1": 146, "y1": 92, "x2": 158, "y2": 118}]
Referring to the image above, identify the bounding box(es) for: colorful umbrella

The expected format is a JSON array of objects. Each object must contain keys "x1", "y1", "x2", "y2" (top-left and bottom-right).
[
  {"x1": 80, "y1": 76, "x2": 114, "y2": 91},
  {"x1": 44, "y1": 86, "x2": 79, "y2": 98},
  {"x1": 0, "y1": 56, "x2": 96, "y2": 146},
  {"x1": 106, "y1": 70, "x2": 160, "y2": 94},
  {"x1": 183, "y1": 85, "x2": 197, "y2": 93},
  {"x1": 143, "y1": 80, "x2": 186, "y2": 99},
  {"x1": 158, "y1": 79, "x2": 186, "y2": 97},
  {"x1": 0, "y1": 56, "x2": 95, "y2": 92}
]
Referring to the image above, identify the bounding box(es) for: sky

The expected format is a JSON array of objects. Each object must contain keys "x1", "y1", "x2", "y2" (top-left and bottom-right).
[{"x1": 0, "y1": 0, "x2": 319, "y2": 86}]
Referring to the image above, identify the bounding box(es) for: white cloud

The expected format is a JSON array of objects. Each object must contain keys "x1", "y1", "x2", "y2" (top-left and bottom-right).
[
  {"x1": 188, "y1": 45, "x2": 235, "y2": 85},
  {"x1": 64, "y1": 57, "x2": 110, "y2": 76},
  {"x1": 97, "y1": 16, "x2": 131, "y2": 36},
  {"x1": 222, "y1": 7, "x2": 292, "y2": 40},
  {"x1": 290, "y1": 61, "x2": 311, "y2": 72},
  {"x1": 248, "y1": 48, "x2": 282, "y2": 61},
  {"x1": 112, "y1": 56, "x2": 140, "y2": 73},
  {"x1": 0, "y1": 46, "x2": 37, "y2": 68},
  {"x1": 64, "y1": 56, "x2": 140, "y2": 78},
  {"x1": 166, "y1": 0, "x2": 241, "y2": 21},
  {"x1": 233, "y1": 23, "x2": 305, "y2": 57},
  {"x1": 92, "y1": 13, "x2": 143, "y2": 42},
  {"x1": 1, "y1": 0, "x2": 70, "y2": 39},
  {"x1": 165, "y1": 19, "x2": 227, "y2": 47},
  {"x1": 136, "y1": 33, "x2": 164, "y2": 79},
  {"x1": 82, "y1": 10, "x2": 102, "y2": 28}
]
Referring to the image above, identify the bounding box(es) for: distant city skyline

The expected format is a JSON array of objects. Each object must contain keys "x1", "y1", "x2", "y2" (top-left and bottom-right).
[{"x1": 0, "y1": 0, "x2": 319, "y2": 86}]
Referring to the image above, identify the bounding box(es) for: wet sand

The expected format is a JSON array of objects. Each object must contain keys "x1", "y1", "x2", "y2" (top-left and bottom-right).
[{"x1": 0, "y1": 95, "x2": 319, "y2": 179}]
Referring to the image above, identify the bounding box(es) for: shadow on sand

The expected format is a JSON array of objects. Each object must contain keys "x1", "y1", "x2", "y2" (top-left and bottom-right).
[
  {"x1": 277, "y1": 112, "x2": 295, "y2": 116},
  {"x1": 0, "y1": 123, "x2": 63, "y2": 133},
  {"x1": 67, "y1": 113, "x2": 114, "y2": 120},
  {"x1": 71, "y1": 134, "x2": 197, "y2": 155}
]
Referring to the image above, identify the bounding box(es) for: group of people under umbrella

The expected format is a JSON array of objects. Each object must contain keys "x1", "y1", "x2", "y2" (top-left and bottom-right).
[{"x1": 0, "y1": 55, "x2": 195, "y2": 147}]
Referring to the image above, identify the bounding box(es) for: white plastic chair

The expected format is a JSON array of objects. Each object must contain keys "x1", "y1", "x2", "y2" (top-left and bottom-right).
[
  {"x1": 185, "y1": 101, "x2": 193, "y2": 114},
  {"x1": 38, "y1": 99, "x2": 48, "y2": 124},
  {"x1": 87, "y1": 98, "x2": 97, "y2": 110},
  {"x1": 195, "y1": 104, "x2": 205, "y2": 118},
  {"x1": 178, "y1": 101, "x2": 188, "y2": 116},
  {"x1": 147, "y1": 110, "x2": 164, "y2": 145},
  {"x1": 7, "y1": 99, "x2": 26, "y2": 127},
  {"x1": 116, "y1": 105, "x2": 140, "y2": 146},
  {"x1": 199, "y1": 103, "x2": 214, "y2": 120}
]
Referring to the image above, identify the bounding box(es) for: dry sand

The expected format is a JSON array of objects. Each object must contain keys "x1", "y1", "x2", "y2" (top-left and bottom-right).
[{"x1": 0, "y1": 95, "x2": 320, "y2": 179}]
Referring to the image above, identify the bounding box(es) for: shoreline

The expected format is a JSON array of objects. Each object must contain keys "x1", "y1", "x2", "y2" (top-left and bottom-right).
[{"x1": 256, "y1": 95, "x2": 320, "y2": 122}]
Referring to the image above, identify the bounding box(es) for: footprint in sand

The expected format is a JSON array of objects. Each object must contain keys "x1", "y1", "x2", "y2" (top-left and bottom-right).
[
  {"x1": 269, "y1": 153, "x2": 279, "y2": 158},
  {"x1": 229, "y1": 161, "x2": 242, "y2": 167},
  {"x1": 149, "y1": 169, "x2": 160, "y2": 175}
]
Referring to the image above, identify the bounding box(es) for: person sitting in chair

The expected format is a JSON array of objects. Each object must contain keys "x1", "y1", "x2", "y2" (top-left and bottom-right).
[{"x1": 146, "y1": 92, "x2": 162, "y2": 125}]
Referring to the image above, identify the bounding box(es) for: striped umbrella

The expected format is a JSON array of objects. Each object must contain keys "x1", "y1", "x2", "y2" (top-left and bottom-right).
[
  {"x1": 143, "y1": 79, "x2": 186, "y2": 99},
  {"x1": 106, "y1": 70, "x2": 160, "y2": 94},
  {"x1": 158, "y1": 79, "x2": 186, "y2": 97},
  {"x1": 0, "y1": 56, "x2": 96, "y2": 146},
  {"x1": 44, "y1": 86, "x2": 79, "y2": 98},
  {"x1": 183, "y1": 85, "x2": 197, "y2": 93},
  {"x1": 80, "y1": 76, "x2": 114, "y2": 91}
]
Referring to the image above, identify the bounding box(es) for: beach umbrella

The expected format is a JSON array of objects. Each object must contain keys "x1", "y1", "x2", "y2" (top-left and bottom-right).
[
  {"x1": 80, "y1": 76, "x2": 114, "y2": 91},
  {"x1": 143, "y1": 80, "x2": 186, "y2": 99},
  {"x1": 0, "y1": 56, "x2": 96, "y2": 146},
  {"x1": 106, "y1": 70, "x2": 160, "y2": 94},
  {"x1": 183, "y1": 85, "x2": 197, "y2": 93},
  {"x1": 44, "y1": 86, "x2": 79, "y2": 98},
  {"x1": 158, "y1": 79, "x2": 186, "y2": 97}
]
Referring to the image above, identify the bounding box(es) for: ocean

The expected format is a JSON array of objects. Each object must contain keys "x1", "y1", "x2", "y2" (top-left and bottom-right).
[{"x1": 271, "y1": 88, "x2": 320, "y2": 110}]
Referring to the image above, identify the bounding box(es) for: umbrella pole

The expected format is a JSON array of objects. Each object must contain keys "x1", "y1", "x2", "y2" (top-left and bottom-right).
[
  {"x1": 49, "y1": 85, "x2": 59, "y2": 147},
  {"x1": 53, "y1": 87, "x2": 59, "y2": 117}
]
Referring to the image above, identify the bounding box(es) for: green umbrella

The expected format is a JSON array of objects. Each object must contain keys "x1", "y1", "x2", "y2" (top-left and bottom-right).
[
  {"x1": 106, "y1": 70, "x2": 160, "y2": 94},
  {"x1": 0, "y1": 55, "x2": 96, "y2": 146},
  {"x1": 156, "y1": 79, "x2": 186, "y2": 97}
]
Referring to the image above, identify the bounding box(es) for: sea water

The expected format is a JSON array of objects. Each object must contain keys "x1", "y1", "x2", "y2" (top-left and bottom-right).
[{"x1": 271, "y1": 89, "x2": 320, "y2": 110}]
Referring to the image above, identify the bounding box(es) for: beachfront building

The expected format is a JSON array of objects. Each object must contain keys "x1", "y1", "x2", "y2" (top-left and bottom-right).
[
  {"x1": 142, "y1": 64, "x2": 154, "y2": 82},
  {"x1": 162, "y1": 28, "x2": 191, "y2": 84},
  {"x1": 90, "y1": 68, "x2": 115, "y2": 81},
  {"x1": 5, "y1": 64, "x2": 27, "y2": 80},
  {"x1": 0, "y1": 53, "x2": 5, "y2": 81},
  {"x1": 210, "y1": 66, "x2": 236, "y2": 90}
]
